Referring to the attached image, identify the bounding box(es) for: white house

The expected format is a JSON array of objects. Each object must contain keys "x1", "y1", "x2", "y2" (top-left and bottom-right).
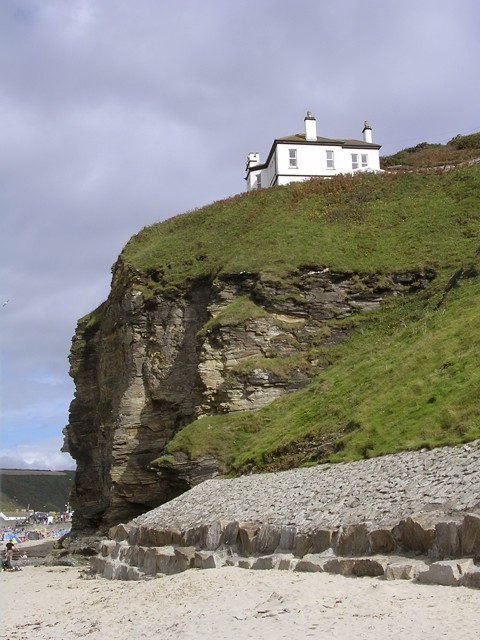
[{"x1": 245, "y1": 112, "x2": 381, "y2": 191}]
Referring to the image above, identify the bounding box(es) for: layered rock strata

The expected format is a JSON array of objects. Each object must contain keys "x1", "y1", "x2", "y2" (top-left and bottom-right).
[
  {"x1": 90, "y1": 443, "x2": 480, "y2": 587},
  {"x1": 64, "y1": 266, "x2": 433, "y2": 534}
]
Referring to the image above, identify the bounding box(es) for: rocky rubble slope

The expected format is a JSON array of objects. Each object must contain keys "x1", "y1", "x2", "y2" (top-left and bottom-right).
[{"x1": 90, "y1": 442, "x2": 480, "y2": 587}]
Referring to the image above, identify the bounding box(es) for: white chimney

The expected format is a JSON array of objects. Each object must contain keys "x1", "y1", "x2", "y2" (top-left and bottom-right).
[
  {"x1": 246, "y1": 152, "x2": 260, "y2": 170},
  {"x1": 362, "y1": 120, "x2": 373, "y2": 143},
  {"x1": 304, "y1": 111, "x2": 317, "y2": 141}
]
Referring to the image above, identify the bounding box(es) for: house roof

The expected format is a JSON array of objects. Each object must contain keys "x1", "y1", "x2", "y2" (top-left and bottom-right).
[
  {"x1": 246, "y1": 133, "x2": 381, "y2": 176},
  {"x1": 276, "y1": 133, "x2": 381, "y2": 148}
]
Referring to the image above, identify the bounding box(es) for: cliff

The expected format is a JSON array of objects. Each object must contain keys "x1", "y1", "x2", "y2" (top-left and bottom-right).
[{"x1": 63, "y1": 167, "x2": 480, "y2": 536}]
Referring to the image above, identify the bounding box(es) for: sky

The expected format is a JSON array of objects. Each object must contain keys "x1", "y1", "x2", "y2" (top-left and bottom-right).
[{"x1": 1, "y1": 0, "x2": 479, "y2": 471}]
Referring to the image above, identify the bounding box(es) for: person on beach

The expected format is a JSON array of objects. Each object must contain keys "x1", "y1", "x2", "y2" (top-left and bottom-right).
[{"x1": 5, "y1": 540, "x2": 15, "y2": 568}]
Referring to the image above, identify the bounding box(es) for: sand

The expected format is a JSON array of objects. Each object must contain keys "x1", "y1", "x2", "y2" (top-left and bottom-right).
[{"x1": 1, "y1": 564, "x2": 479, "y2": 639}]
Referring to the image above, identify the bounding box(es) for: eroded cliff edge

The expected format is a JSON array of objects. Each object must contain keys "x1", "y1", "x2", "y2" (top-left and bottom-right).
[{"x1": 63, "y1": 262, "x2": 433, "y2": 535}]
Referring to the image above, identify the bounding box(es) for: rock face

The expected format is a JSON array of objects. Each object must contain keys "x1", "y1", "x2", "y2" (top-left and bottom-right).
[{"x1": 63, "y1": 265, "x2": 433, "y2": 535}]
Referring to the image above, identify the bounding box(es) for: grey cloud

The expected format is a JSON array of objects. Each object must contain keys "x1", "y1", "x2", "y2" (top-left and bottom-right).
[{"x1": 1, "y1": 0, "x2": 479, "y2": 470}]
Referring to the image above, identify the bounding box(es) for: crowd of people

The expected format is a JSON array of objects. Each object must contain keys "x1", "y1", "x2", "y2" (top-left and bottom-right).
[{"x1": 1, "y1": 513, "x2": 72, "y2": 571}]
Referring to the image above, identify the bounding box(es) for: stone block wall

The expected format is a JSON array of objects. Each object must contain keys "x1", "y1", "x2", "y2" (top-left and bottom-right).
[{"x1": 90, "y1": 512, "x2": 480, "y2": 588}]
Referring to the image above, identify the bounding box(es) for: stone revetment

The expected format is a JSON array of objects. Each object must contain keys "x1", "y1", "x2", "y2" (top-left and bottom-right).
[{"x1": 90, "y1": 442, "x2": 480, "y2": 588}]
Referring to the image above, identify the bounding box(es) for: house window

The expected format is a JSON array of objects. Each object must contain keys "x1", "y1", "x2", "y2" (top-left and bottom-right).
[
  {"x1": 289, "y1": 148, "x2": 298, "y2": 168},
  {"x1": 255, "y1": 174, "x2": 262, "y2": 189},
  {"x1": 326, "y1": 150, "x2": 335, "y2": 169},
  {"x1": 352, "y1": 153, "x2": 369, "y2": 170}
]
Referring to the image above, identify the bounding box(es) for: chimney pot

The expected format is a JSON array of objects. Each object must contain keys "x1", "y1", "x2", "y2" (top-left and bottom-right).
[
  {"x1": 362, "y1": 120, "x2": 373, "y2": 143},
  {"x1": 304, "y1": 111, "x2": 317, "y2": 141}
]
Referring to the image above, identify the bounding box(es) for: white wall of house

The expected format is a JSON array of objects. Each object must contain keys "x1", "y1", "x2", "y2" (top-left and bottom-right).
[
  {"x1": 246, "y1": 169, "x2": 260, "y2": 191},
  {"x1": 262, "y1": 154, "x2": 277, "y2": 188},
  {"x1": 245, "y1": 114, "x2": 381, "y2": 191}
]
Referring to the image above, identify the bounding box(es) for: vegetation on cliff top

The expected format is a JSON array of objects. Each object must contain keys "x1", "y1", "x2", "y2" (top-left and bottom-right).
[
  {"x1": 120, "y1": 164, "x2": 479, "y2": 292},
  {"x1": 380, "y1": 132, "x2": 480, "y2": 168},
  {"x1": 111, "y1": 143, "x2": 480, "y2": 474}
]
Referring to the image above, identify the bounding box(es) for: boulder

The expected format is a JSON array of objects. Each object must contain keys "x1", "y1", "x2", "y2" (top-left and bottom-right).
[
  {"x1": 126, "y1": 566, "x2": 141, "y2": 581},
  {"x1": 238, "y1": 558, "x2": 253, "y2": 569},
  {"x1": 156, "y1": 548, "x2": 186, "y2": 575},
  {"x1": 118, "y1": 564, "x2": 129, "y2": 580},
  {"x1": 460, "y1": 566, "x2": 480, "y2": 589},
  {"x1": 393, "y1": 515, "x2": 436, "y2": 554},
  {"x1": 310, "y1": 529, "x2": 334, "y2": 554},
  {"x1": 417, "y1": 559, "x2": 474, "y2": 586},
  {"x1": 151, "y1": 527, "x2": 175, "y2": 547},
  {"x1": 221, "y1": 521, "x2": 240, "y2": 547},
  {"x1": 251, "y1": 556, "x2": 275, "y2": 570},
  {"x1": 174, "y1": 546, "x2": 196, "y2": 569},
  {"x1": 293, "y1": 533, "x2": 311, "y2": 558},
  {"x1": 205, "y1": 521, "x2": 223, "y2": 550},
  {"x1": 142, "y1": 548, "x2": 157, "y2": 575},
  {"x1": 351, "y1": 558, "x2": 387, "y2": 577},
  {"x1": 134, "y1": 525, "x2": 152, "y2": 546},
  {"x1": 433, "y1": 521, "x2": 460, "y2": 558},
  {"x1": 123, "y1": 544, "x2": 134, "y2": 564},
  {"x1": 109, "y1": 542, "x2": 121, "y2": 560},
  {"x1": 225, "y1": 556, "x2": 237, "y2": 567},
  {"x1": 194, "y1": 551, "x2": 218, "y2": 569},
  {"x1": 118, "y1": 543, "x2": 130, "y2": 562},
  {"x1": 369, "y1": 528, "x2": 395, "y2": 554},
  {"x1": 180, "y1": 525, "x2": 208, "y2": 547},
  {"x1": 333, "y1": 524, "x2": 369, "y2": 556},
  {"x1": 277, "y1": 556, "x2": 294, "y2": 571},
  {"x1": 237, "y1": 523, "x2": 259, "y2": 556},
  {"x1": 99, "y1": 540, "x2": 117, "y2": 557},
  {"x1": 90, "y1": 556, "x2": 107, "y2": 574},
  {"x1": 103, "y1": 561, "x2": 122, "y2": 580},
  {"x1": 127, "y1": 527, "x2": 140, "y2": 546},
  {"x1": 461, "y1": 514, "x2": 480, "y2": 556},
  {"x1": 109, "y1": 523, "x2": 132, "y2": 542},
  {"x1": 323, "y1": 558, "x2": 357, "y2": 576},
  {"x1": 178, "y1": 526, "x2": 195, "y2": 547},
  {"x1": 131, "y1": 545, "x2": 147, "y2": 569},
  {"x1": 277, "y1": 525, "x2": 297, "y2": 552},
  {"x1": 294, "y1": 555, "x2": 325, "y2": 573},
  {"x1": 254, "y1": 524, "x2": 281, "y2": 555},
  {"x1": 385, "y1": 559, "x2": 429, "y2": 581}
]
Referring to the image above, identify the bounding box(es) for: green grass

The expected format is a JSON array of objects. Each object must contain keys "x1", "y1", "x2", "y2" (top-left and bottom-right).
[
  {"x1": 199, "y1": 296, "x2": 268, "y2": 336},
  {"x1": 118, "y1": 167, "x2": 480, "y2": 293},
  {"x1": 166, "y1": 268, "x2": 480, "y2": 473},
  {"x1": 0, "y1": 492, "x2": 21, "y2": 513},
  {"x1": 79, "y1": 162, "x2": 480, "y2": 475},
  {"x1": 0, "y1": 471, "x2": 75, "y2": 513},
  {"x1": 381, "y1": 132, "x2": 480, "y2": 168}
]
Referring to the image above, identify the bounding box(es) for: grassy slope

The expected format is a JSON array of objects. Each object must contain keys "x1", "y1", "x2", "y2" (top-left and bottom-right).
[
  {"x1": 120, "y1": 168, "x2": 479, "y2": 289},
  {"x1": 116, "y1": 162, "x2": 480, "y2": 474},
  {"x1": 167, "y1": 272, "x2": 480, "y2": 472},
  {"x1": 0, "y1": 471, "x2": 75, "y2": 513},
  {"x1": 380, "y1": 132, "x2": 480, "y2": 168},
  {"x1": 0, "y1": 492, "x2": 20, "y2": 513}
]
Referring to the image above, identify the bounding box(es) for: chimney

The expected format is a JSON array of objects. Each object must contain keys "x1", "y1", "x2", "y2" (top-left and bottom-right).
[
  {"x1": 304, "y1": 111, "x2": 317, "y2": 141},
  {"x1": 246, "y1": 152, "x2": 260, "y2": 170},
  {"x1": 362, "y1": 120, "x2": 373, "y2": 143}
]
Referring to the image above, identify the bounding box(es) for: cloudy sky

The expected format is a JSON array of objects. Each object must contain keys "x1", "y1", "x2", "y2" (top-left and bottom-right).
[{"x1": 1, "y1": 0, "x2": 479, "y2": 471}]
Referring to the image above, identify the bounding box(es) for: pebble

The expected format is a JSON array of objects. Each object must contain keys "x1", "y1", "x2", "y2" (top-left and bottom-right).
[{"x1": 135, "y1": 442, "x2": 480, "y2": 531}]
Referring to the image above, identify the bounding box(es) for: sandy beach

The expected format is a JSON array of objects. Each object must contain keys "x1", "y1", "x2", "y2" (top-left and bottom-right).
[{"x1": 1, "y1": 564, "x2": 479, "y2": 639}]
